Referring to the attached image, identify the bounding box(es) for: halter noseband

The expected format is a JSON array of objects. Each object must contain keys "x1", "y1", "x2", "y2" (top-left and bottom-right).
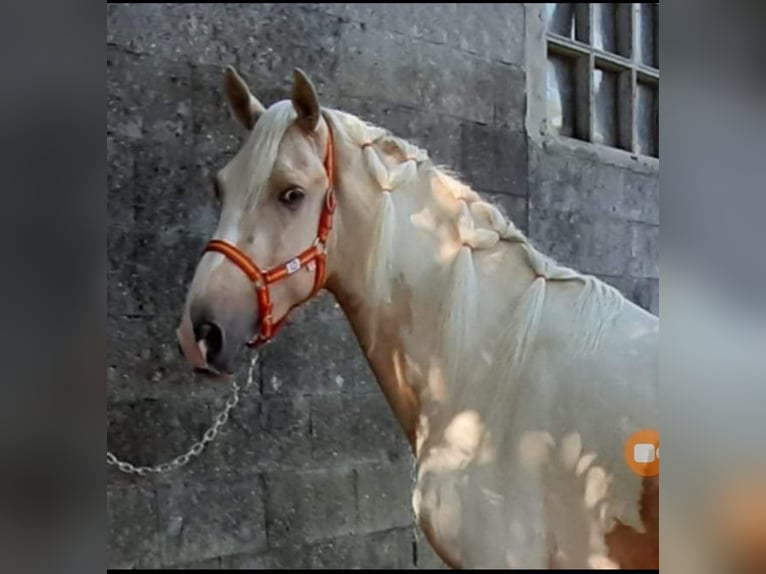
[{"x1": 202, "y1": 125, "x2": 337, "y2": 347}]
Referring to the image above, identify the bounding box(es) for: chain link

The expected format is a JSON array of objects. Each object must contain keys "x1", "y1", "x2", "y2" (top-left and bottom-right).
[
  {"x1": 106, "y1": 353, "x2": 259, "y2": 477},
  {"x1": 410, "y1": 451, "x2": 420, "y2": 545}
]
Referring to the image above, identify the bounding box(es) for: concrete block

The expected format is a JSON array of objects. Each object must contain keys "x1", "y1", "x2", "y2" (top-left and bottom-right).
[
  {"x1": 107, "y1": 143, "x2": 202, "y2": 236},
  {"x1": 107, "y1": 4, "x2": 236, "y2": 65},
  {"x1": 106, "y1": 228, "x2": 204, "y2": 323},
  {"x1": 260, "y1": 294, "x2": 374, "y2": 397},
  {"x1": 107, "y1": 46, "x2": 194, "y2": 145},
  {"x1": 207, "y1": 393, "x2": 312, "y2": 476},
  {"x1": 107, "y1": 135, "x2": 134, "y2": 194},
  {"x1": 321, "y1": 3, "x2": 524, "y2": 65},
  {"x1": 339, "y1": 24, "x2": 500, "y2": 125},
  {"x1": 307, "y1": 533, "x2": 369, "y2": 569},
  {"x1": 417, "y1": 46, "x2": 501, "y2": 126},
  {"x1": 224, "y1": 528, "x2": 414, "y2": 569},
  {"x1": 129, "y1": 143, "x2": 215, "y2": 237},
  {"x1": 529, "y1": 144, "x2": 659, "y2": 225},
  {"x1": 107, "y1": 398, "x2": 167, "y2": 487},
  {"x1": 106, "y1": 310, "x2": 248, "y2": 406},
  {"x1": 157, "y1": 477, "x2": 267, "y2": 564},
  {"x1": 107, "y1": 393, "x2": 232, "y2": 485},
  {"x1": 350, "y1": 394, "x2": 411, "y2": 462},
  {"x1": 623, "y1": 168, "x2": 660, "y2": 225},
  {"x1": 309, "y1": 394, "x2": 356, "y2": 464},
  {"x1": 629, "y1": 223, "x2": 660, "y2": 278},
  {"x1": 166, "y1": 557, "x2": 223, "y2": 569},
  {"x1": 529, "y1": 208, "x2": 632, "y2": 277},
  {"x1": 492, "y1": 62, "x2": 527, "y2": 131},
  {"x1": 338, "y1": 25, "x2": 422, "y2": 109},
  {"x1": 264, "y1": 467, "x2": 357, "y2": 545},
  {"x1": 309, "y1": 528, "x2": 414, "y2": 569},
  {"x1": 454, "y1": 4, "x2": 525, "y2": 65},
  {"x1": 107, "y1": 484, "x2": 162, "y2": 568},
  {"x1": 459, "y1": 123, "x2": 526, "y2": 194},
  {"x1": 190, "y1": 64, "x2": 247, "y2": 176},
  {"x1": 149, "y1": 396, "x2": 221, "y2": 483},
  {"x1": 319, "y1": 4, "x2": 454, "y2": 45},
  {"x1": 356, "y1": 461, "x2": 414, "y2": 532},
  {"x1": 230, "y1": 4, "x2": 343, "y2": 104},
  {"x1": 307, "y1": 391, "x2": 410, "y2": 464},
  {"x1": 224, "y1": 545, "x2": 309, "y2": 569}
]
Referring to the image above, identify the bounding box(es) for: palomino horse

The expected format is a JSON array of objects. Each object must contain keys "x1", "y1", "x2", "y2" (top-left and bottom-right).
[{"x1": 176, "y1": 67, "x2": 659, "y2": 569}]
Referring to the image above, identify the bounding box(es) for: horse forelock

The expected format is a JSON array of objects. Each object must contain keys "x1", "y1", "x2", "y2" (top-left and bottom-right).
[{"x1": 236, "y1": 100, "x2": 298, "y2": 211}]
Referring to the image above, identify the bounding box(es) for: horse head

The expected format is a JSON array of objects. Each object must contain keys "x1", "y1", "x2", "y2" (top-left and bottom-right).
[{"x1": 176, "y1": 67, "x2": 336, "y2": 376}]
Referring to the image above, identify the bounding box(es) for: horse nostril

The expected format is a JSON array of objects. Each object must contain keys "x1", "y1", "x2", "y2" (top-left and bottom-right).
[{"x1": 195, "y1": 321, "x2": 224, "y2": 363}]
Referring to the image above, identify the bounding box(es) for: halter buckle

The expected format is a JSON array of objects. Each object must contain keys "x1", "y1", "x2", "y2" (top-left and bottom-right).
[
  {"x1": 312, "y1": 237, "x2": 327, "y2": 254},
  {"x1": 326, "y1": 187, "x2": 337, "y2": 211}
]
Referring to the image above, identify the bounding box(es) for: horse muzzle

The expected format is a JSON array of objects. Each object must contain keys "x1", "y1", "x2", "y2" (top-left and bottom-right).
[{"x1": 176, "y1": 299, "x2": 255, "y2": 377}]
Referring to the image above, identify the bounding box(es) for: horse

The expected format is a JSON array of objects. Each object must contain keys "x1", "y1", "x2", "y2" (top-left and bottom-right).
[{"x1": 175, "y1": 66, "x2": 659, "y2": 569}]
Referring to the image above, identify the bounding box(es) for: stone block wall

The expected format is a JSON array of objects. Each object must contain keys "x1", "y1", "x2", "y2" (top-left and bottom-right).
[{"x1": 107, "y1": 4, "x2": 658, "y2": 568}]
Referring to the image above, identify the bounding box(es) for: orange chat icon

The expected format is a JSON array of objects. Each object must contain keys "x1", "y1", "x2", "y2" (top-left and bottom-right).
[{"x1": 624, "y1": 428, "x2": 659, "y2": 477}]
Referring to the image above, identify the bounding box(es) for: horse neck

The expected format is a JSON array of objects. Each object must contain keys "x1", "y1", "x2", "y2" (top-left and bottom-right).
[{"x1": 322, "y1": 115, "x2": 534, "y2": 450}]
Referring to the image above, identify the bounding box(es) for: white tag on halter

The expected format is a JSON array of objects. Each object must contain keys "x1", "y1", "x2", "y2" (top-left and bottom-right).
[
  {"x1": 307, "y1": 260, "x2": 316, "y2": 272},
  {"x1": 286, "y1": 258, "x2": 301, "y2": 274}
]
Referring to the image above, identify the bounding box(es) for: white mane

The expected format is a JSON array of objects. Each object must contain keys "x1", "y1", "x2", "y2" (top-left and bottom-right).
[
  {"x1": 326, "y1": 109, "x2": 626, "y2": 383},
  {"x1": 255, "y1": 104, "x2": 626, "y2": 387}
]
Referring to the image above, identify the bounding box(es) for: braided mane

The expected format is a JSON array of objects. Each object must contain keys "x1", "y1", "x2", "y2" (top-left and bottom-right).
[{"x1": 326, "y1": 108, "x2": 625, "y2": 385}]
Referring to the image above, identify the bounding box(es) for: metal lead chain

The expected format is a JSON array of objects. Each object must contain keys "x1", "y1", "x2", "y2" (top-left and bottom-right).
[
  {"x1": 106, "y1": 353, "x2": 259, "y2": 477},
  {"x1": 410, "y1": 453, "x2": 421, "y2": 544}
]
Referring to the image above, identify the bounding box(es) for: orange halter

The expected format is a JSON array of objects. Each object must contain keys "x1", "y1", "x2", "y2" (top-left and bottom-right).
[{"x1": 203, "y1": 126, "x2": 337, "y2": 347}]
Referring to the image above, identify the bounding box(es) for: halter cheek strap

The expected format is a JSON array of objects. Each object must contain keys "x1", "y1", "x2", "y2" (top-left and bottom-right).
[{"x1": 202, "y1": 126, "x2": 337, "y2": 347}]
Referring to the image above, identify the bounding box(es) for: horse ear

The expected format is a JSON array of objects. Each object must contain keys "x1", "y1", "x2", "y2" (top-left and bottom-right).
[
  {"x1": 223, "y1": 65, "x2": 265, "y2": 130},
  {"x1": 291, "y1": 68, "x2": 320, "y2": 132}
]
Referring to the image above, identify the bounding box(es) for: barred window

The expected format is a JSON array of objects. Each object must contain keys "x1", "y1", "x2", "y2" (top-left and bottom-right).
[{"x1": 545, "y1": 3, "x2": 659, "y2": 158}]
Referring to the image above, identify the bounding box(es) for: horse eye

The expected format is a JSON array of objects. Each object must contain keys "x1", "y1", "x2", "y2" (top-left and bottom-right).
[{"x1": 279, "y1": 187, "x2": 305, "y2": 207}]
